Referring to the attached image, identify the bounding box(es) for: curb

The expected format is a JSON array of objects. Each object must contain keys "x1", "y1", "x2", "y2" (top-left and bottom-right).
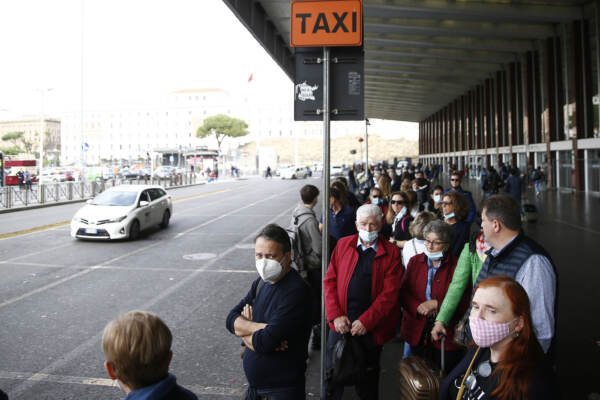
[{"x1": 0, "y1": 181, "x2": 207, "y2": 215}]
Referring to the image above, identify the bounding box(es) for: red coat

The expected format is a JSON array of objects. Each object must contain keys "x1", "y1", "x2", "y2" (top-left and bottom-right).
[
  {"x1": 324, "y1": 233, "x2": 403, "y2": 345},
  {"x1": 399, "y1": 253, "x2": 470, "y2": 351}
]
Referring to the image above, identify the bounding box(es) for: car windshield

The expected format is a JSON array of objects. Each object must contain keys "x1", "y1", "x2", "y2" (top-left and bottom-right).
[{"x1": 91, "y1": 191, "x2": 138, "y2": 206}]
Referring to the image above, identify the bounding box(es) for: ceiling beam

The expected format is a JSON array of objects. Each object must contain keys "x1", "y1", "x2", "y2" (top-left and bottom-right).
[
  {"x1": 365, "y1": 37, "x2": 531, "y2": 54},
  {"x1": 364, "y1": 49, "x2": 510, "y2": 64},
  {"x1": 365, "y1": 59, "x2": 497, "y2": 75},
  {"x1": 364, "y1": 21, "x2": 554, "y2": 41},
  {"x1": 364, "y1": 2, "x2": 583, "y2": 24}
]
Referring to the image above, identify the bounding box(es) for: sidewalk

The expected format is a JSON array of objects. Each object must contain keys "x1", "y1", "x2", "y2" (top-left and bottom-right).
[{"x1": 304, "y1": 172, "x2": 600, "y2": 399}]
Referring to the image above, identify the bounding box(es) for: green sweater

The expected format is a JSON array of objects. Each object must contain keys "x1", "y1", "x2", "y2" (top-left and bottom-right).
[{"x1": 436, "y1": 243, "x2": 483, "y2": 325}]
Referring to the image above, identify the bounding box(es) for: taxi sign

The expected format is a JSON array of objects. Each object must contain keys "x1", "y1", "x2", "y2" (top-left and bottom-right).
[{"x1": 291, "y1": 0, "x2": 362, "y2": 47}]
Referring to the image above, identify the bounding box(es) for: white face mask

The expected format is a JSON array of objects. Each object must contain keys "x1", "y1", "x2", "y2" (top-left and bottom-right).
[
  {"x1": 424, "y1": 249, "x2": 444, "y2": 260},
  {"x1": 358, "y1": 229, "x2": 378, "y2": 244},
  {"x1": 433, "y1": 194, "x2": 442, "y2": 203},
  {"x1": 255, "y1": 258, "x2": 283, "y2": 281}
]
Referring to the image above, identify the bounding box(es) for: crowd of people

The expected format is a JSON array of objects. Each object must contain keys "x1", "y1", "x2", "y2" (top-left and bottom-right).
[
  {"x1": 39, "y1": 163, "x2": 556, "y2": 400},
  {"x1": 222, "y1": 162, "x2": 559, "y2": 400}
]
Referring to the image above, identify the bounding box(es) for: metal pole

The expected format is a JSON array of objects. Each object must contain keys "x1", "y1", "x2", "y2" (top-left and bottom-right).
[
  {"x1": 365, "y1": 118, "x2": 369, "y2": 176},
  {"x1": 320, "y1": 46, "x2": 331, "y2": 398}
]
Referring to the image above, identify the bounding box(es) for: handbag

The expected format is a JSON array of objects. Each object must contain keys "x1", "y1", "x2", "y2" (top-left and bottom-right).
[
  {"x1": 453, "y1": 309, "x2": 472, "y2": 347},
  {"x1": 330, "y1": 334, "x2": 367, "y2": 386}
]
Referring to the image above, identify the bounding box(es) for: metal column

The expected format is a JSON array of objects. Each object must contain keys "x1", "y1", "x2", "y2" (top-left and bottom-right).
[{"x1": 320, "y1": 46, "x2": 331, "y2": 397}]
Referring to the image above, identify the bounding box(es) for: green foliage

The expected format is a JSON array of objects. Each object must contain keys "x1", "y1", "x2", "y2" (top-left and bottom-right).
[
  {"x1": 2, "y1": 146, "x2": 22, "y2": 156},
  {"x1": 196, "y1": 114, "x2": 248, "y2": 151},
  {"x1": 2, "y1": 131, "x2": 24, "y2": 146}
]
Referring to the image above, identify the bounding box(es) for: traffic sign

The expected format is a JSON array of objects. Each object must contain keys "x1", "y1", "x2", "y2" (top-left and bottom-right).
[{"x1": 291, "y1": 0, "x2": 362, "y2": 47}]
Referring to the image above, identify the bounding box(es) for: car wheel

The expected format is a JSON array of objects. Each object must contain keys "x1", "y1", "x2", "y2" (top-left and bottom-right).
[
  {"x1": 291, "y1": 174, "x2": 296, "y2": 179},
  {"x1": 129, "y1": 220, "x2": 140, "y2": 240},
  {"x1": 160, "y1": 210, "x2": 170, "y2": 229}
]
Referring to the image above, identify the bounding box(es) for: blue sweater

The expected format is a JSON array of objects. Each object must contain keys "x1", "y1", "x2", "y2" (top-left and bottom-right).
[
  {"x1": 226, "y1": 270, "x2": 312, "y2": 389},
  {"x1": 124, "y1": 374, "x2": 197, "y2": 400},
  {"x1": 327, "y1": 204, "x2": 357, "y2": 240}
]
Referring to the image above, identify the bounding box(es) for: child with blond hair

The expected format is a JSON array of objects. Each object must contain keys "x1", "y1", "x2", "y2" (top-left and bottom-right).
[{"x1": 102, "y1": 311, "x2": 197, "y2": 400}]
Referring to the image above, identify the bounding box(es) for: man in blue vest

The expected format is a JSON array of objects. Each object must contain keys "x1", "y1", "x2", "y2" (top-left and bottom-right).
[
  {"x1": 477, "y1": 194, "x2": 557, "y2": 353},
  {"x1": 445, "y1": 172, "x2": 476, "y2": 224}
]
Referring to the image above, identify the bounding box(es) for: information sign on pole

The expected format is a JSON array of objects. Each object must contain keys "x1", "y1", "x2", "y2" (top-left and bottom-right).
[{"x1": 294, "y1": 47, "x2": 364, "y2": 121}]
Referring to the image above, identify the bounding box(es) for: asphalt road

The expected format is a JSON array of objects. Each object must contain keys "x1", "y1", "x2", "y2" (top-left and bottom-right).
[
  {"x1": 0, "y1": 177, "x2": 323, "y2": 399},
  {"x1": 2, "y1": 175, "x2": 599, "y2": 399}
]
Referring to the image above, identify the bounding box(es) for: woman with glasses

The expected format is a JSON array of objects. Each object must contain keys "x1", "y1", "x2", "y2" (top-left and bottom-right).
[
  {"x1": 399, "y1": 220, "x2": 467, "y2": 372},
  {"x1": 441, "y1": 191, "x2": 471, "y2": 257},
  {"x1": 401, "y1": 211, "x2": 438, "y2": 268},
  {"x1": 440, "y1": 276, "x2": 558, "y2": 400},
  {"x1": 383, "y1": 191, "x2": 413, "y2": 248}
]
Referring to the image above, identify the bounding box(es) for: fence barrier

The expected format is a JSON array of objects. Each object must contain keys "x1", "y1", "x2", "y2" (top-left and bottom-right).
[{"x1": 0, "y1": 173, "x2": 198, "y2": 210}]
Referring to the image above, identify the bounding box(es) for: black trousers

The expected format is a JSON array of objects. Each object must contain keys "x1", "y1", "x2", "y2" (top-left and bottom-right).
[{"x1": 324, "y1": 331, "x2": 382, "y2": 400}]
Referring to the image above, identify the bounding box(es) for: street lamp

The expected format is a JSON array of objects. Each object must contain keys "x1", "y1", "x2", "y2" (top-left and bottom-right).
[
  {"x1": 38, "y1": 88, "x2": 53, "y2": 199},
  {"x1": 364, "y1": 118, "x2": 370, "y2": 174}
]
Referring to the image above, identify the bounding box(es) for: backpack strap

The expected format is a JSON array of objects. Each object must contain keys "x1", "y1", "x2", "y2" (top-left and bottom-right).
[{"x1": 294, "y1": 212, "x2": 314, "y2": 227}]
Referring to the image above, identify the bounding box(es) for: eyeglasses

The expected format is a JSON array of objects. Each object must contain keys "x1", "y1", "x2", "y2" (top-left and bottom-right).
[
  {"x1": 440, "y1": 201, "x2": 452, "y2": 206},
  {"x1": 425, "y1": 239, "x2": 445, "y2": 246},
  {"x1": 390, "y1": 200, "x2": 405, "y2": 205},
  {"x1": 371, "y1": 195, "x2": 380, "y2": 198},
  {"x1": 450, "y1": 179, "x2": 460, "y2": 182}
]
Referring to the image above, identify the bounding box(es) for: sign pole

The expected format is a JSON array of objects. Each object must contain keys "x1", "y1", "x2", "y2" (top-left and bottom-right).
[{"x1": 320, "y1": 45, "x2": 331, "y2": 397}]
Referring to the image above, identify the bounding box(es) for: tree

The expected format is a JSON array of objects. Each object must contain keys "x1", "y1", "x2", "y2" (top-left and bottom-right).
[
  {"x1": 2, "y1": 132, "x2": 24, "y2": 147},
  {"x1": 196, "y1": 114, "x2": 248, "y2": 153}
]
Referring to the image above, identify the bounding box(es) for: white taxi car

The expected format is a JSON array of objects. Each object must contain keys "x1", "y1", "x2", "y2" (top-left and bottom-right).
[
  {"x1": 71, "y1": 185, "x2": 172, "y2": 240},
  {"x1": 280, "y1": 166, "x2": 308, "y2": 179}
]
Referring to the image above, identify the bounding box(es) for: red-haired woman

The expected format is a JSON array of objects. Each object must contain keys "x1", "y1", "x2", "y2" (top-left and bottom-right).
[{"x1": 441, "y1": 275, "x2": 558, "y2": 400}]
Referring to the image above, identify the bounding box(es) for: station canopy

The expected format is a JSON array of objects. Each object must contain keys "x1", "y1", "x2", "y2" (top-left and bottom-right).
[{"x1": 223, "y1": 0, "x2": 590, "y2": 122}]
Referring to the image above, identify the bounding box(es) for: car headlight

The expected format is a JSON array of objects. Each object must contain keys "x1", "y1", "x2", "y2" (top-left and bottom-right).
[{"x1": 106, "y1": 216, "x2": 128, "y2": 224}]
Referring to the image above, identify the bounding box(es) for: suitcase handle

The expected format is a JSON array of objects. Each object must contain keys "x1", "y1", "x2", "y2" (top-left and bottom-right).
[{"x1": 440, "y1": 336, "x2": 445, "y2": 377}]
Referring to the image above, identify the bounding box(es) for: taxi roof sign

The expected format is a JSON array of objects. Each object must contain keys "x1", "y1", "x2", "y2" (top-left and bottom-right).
[{"x1": 291, "y1": 0, "x2": 362, "y2": 47}]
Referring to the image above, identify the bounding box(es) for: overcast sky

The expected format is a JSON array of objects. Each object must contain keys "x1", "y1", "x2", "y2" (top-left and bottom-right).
[{"x1": 0, "y1": 0, "x2": 417, "y2": 139}]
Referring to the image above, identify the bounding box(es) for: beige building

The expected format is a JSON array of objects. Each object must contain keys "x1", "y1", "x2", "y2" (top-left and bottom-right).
[{"x1": 0, "y1": 118, "x2": 61, "y2": 161}]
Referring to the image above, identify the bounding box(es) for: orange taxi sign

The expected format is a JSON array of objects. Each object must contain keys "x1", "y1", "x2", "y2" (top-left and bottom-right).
[{"x1": 291, "y1": 0, "x2": 362, "y2": 47}]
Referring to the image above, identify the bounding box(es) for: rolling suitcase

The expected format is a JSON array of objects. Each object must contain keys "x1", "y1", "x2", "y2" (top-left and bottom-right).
[
  {"x1": 522, "y1": 203, "x2": 538, "y2": 222},
  {"x1": 397, "y1": 338, "x2": 445, "y2": 400}
]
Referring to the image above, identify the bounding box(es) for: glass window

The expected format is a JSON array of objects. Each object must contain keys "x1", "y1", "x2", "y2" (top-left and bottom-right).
[
  {"x1": 558, "y1": 150, "x2": 573, "y2": 188},
  {"x1": 588, "y1": 149, "x2": 600, "y2": 191}
]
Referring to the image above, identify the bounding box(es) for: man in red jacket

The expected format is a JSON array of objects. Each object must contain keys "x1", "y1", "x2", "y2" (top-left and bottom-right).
[{"x1": 323, "y1": 204, "x2": 403, "y2": 400}]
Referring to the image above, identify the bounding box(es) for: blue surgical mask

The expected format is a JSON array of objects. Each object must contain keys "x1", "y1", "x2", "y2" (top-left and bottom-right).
[
  {"x1": 359, "y1": 229, "x2": 378, "y2": 243},
  {"x1": 444, "y1": 212, "x2": 455, "y2": 220},
  {"x1": 372, "y1": 197, "x2": 382, "y2": 205},
  {"x1": 424, "y1": 249, "x2": 444, "y2": 260}
]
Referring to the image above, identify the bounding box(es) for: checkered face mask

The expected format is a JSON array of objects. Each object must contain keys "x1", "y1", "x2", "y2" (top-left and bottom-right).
[{"x1": 469, "y1": 316, "x2": 517, "y2": 348}]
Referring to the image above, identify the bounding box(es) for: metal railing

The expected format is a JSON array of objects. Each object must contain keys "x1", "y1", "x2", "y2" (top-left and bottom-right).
[{"x1": 0, "y1": 173, "x2": 199, "y2": 209}]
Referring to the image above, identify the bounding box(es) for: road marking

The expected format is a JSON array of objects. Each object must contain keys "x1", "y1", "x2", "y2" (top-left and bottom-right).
[
  {"x1": 0, "y1": 262, "x2": 257, "y2": 274},
  {"x1": 0, "y1": 184, "x2": 249, "y2": 241},
  {"x1": 0, "y1": 242, "x2": 73, "y2": 264},
  {"x1": 0, "y1": 268, "x2": 95, "y2": 310},
  {"x1": 0, "y1": 221, "x2": 70, "y2": 240},
  {"x1": 7, "y1": 202, "x2": 296, "y2": 398},
  {"x1": 0, "y1": 370, "x2": 245, "y2": 396}
]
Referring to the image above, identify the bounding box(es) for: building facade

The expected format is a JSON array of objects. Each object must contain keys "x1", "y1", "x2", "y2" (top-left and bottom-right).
[
  {"x1": 418, "y1": 15, "x2": 600, "y2": 193},
  {"x1": 0, "y1": 118, "x2": 61, "y2": 162}
]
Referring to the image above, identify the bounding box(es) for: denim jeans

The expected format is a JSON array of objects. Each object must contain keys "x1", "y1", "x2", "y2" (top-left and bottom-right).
[{"x1": 246, "y1": 385, "x2": 305, "y2": 400}]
